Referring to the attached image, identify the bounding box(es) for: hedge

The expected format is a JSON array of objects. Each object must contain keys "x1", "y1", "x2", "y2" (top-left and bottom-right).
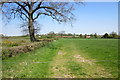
[{"x1": 2, "y1": 39, "x2": 54, "y2": 59}]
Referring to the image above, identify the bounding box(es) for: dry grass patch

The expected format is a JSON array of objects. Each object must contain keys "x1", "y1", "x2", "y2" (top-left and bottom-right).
[{"x1": 73, "y1": 54, "x2": 113, "y2": 78}]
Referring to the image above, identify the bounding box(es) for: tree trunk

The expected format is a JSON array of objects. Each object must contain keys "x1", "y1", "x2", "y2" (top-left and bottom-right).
[{"x1": 28, "y1": 17, "x2": 36, "y2": 42}]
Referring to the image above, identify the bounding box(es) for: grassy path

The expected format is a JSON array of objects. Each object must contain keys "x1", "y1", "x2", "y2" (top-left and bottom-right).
[
  {"x1": 49, "y1": 39, "x2": 117, "y2": 78},
  {"x1": 49, "y1": 51, "x2": 74, "y2": 78},
  {"x1": 2, "y1": 39, "x2": 118, "y2": 78}
]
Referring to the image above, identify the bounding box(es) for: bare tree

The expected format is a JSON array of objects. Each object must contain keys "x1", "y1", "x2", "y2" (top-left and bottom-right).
[
  {"x1": 110, "y1": 31, "x2": 118, "y2": 38},
  {"x1": 20, "y1": 21, "x2": 41, "y2": 36},
  {"x1": 1, "y1": 1, "x2": 80, "y2": 42},
  {"x1": 48, "y1": 31, "x2": 55, "y2": 38},
  {"x1": 59, "y1": 30, "x2": 65, "y2": 37}
]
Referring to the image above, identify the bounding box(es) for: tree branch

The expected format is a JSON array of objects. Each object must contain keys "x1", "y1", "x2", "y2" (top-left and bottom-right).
[
  {"x1": 40, "y1": 6, "x2": 63, "y2": 16},
  {"x1": 32, "y1": 1, "x2": 43, "y2": 14},
  {"x1": 15, "y1": 2, "x2": 29, "y2": 15},
  {"x1": 33, "y1": 12, "x2": 50, "y2": 20}
]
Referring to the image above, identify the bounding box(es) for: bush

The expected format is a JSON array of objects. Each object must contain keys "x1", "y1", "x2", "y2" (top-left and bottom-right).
[
  {"x1": 2, "y1": 40, "x2": 53, "y2": 59},
  {"x1": 19, "y1": 40, "x2": 26, "y2": 43},
  {"x1": 2, "y1": 40, "x2": 19, "y2": 47}
]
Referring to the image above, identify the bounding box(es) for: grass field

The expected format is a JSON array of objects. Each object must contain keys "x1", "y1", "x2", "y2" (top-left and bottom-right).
[
  {"x1": 2, "y1": 39, "x2": 118, "y2": 78},
  {"x1": 2, "y1": 37, "x2": 30, "y2": 48}
]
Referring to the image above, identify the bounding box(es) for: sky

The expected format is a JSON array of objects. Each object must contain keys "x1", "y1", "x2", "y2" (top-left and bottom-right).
[{"x1": 0, "y1": 2, "x2": 118, "y2": 36}]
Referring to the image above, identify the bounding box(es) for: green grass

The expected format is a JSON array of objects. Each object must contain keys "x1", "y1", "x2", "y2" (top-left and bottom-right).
[
  {"x1": 2, "y1": 37, "x2": 30, "y2": 48},
  {"x1": 72, "y1": 39, "x2": 118, "y2": 72},
  {"x1": 49, "y1": 39, "x2": 118, "y2": 78},
  {"x1": 2, "y1": 38, "x2": 118, "y2": 78},
  {"x1": 67, "y1": 61, "x2": 87, "y2": 76},
  {"x1": 2, "y1": 42, "x2": 59, "y2": 78}
]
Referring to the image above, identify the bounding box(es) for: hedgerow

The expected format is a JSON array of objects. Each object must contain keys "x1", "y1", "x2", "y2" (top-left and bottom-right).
[{"x1": 2, "y1": 39, "x2": 54, "y2": 59}]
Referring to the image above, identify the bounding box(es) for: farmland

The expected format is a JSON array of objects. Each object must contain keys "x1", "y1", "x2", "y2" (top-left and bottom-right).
[
  {"x1": 2, "y1": 37, "x2": 30, "y2": 48},
  {"x1": 2, "y1": 38, "x2": 118, "y2": 78}
]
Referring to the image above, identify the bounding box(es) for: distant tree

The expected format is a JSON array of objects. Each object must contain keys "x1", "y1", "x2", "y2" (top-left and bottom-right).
[
  {"x1": 110, "y1": 32, "x2": 118, "y2": 38},
  {"x1": 73, "y1": 33, "x2": 76, "y2": 38},
  {"x1": 48, "y1": 31, "x2": 55, "y2": 38},
  {"x1": 102, "y1": 33, "x2": 109, "y2": 38},
  {"x1": 90, "y1": 34, "x2": 94, "y2": 38},
  {"x1": 79, "y1": 34, "x2": 82, "y2": 38},
  {"x1": 119, "y1": 35, "x2": 120, "y2": 39},
  {"x1": 0, "y1": 34, "x2": 4, "y2": 37},
  {"x1": 59, "y1": 31, "x2": 65, "y2": 37},
  {"x1": 48, "y1": 31, "x2": 55, "y2": 34},
  {"x1": 96, "y1": 35, "x2": 101, "y2": 38},
  {"x1": 84, "y1": 34, "x2": 87, "y2": 38},
  {"x1": 94, "y1": 33, "x2": 97, "y2": 38},
  {"x1": 68, "y1": 33, "x2": 72, "y2": 36}
]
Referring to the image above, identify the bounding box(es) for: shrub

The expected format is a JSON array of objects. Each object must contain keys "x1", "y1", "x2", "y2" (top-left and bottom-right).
[
  {"x1": 19, "y1": 40, "x2": 26, "y2": 43},
  {"x1": 2, "y1": 40, "x2": 19, "y2": 47},
  {"x1": 2, "y1": 40, "x2": 53, "y2": 59}
]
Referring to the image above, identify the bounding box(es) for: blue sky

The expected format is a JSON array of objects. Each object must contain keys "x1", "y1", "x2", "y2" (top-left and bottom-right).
[{"x1": 0, "y1": 2, "x2": 118, "y2": 36}]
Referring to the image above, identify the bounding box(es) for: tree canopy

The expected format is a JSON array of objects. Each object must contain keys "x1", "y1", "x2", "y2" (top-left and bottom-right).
[{"x1": 1, "y1": 1, "x2": 81, "y2": 41}]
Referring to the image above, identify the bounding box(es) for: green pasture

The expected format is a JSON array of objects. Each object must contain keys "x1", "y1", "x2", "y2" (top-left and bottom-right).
[{"x1": 2, "y1": 38, "x2": 118, "y2": 78}]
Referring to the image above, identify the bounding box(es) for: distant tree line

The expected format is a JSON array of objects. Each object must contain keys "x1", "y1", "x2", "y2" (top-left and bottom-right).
[
  {"x1": 35, "y1": 31, "x2": 120, "y2": 39},
  {"x1": 102, "y1": 32, "x2": 119, "y2": 39},
  {"x1": 2, "y1": 31, "x2": 119, "y2": 39}
]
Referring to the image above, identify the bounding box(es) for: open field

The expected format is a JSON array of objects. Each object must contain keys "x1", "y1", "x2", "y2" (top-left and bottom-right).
[
  {"x1": 2, "y1": 37, "x2": 30, "y2": 48},
  {"x1": 2, "y1": 38, "x2": 118, "y2": 78}
]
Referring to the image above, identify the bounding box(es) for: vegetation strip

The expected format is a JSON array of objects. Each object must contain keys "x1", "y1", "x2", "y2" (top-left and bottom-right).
[
  {"x1": 2, "y1": 40, "x2": 53, "y2": 59},
  {"x1": 49, "y1": 51, "x2": 76, "y2": 78}
]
